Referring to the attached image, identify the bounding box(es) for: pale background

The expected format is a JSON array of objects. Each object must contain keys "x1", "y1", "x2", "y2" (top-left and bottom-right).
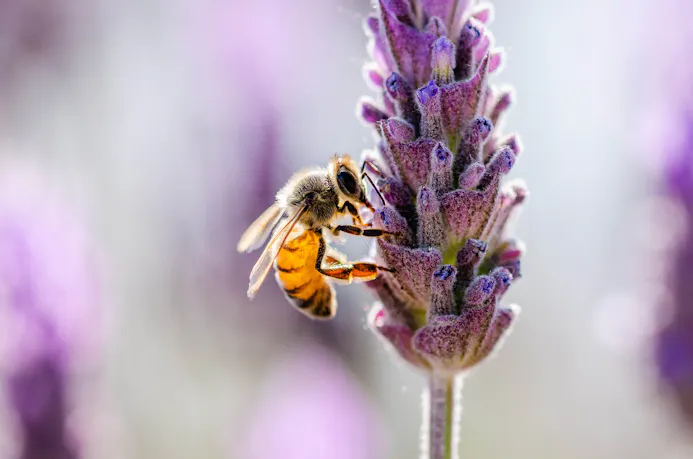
[{"x1": 0, "y1": 0, "x2": 690, "y2": 458}]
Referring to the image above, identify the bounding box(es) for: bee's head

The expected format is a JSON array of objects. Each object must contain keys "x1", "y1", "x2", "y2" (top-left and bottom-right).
[{"x1": 329, "y1": 154, "x2": 370, "y2": 208}]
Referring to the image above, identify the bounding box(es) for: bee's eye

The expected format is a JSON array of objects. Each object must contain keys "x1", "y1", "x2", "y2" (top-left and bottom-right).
[{"x1": 337, "y1": 170, "x2": 359, "y2": 195}]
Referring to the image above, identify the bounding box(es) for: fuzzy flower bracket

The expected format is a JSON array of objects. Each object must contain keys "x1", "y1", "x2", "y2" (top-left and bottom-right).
[{"x1": 360, "y1": 0, "x2": 526, "y2": 376}]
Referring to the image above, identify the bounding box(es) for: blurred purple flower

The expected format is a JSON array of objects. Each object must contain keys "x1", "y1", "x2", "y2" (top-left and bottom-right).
[
  {"x1": 236, "y1": 344, "x2": 385, "y2": 459},
  {"x1": 0, "y1": 0, "x2": 72, "y2": 86},
  {"x1": 0, "y1": 162, "x2": 99, "y2": 459},
  {"x1": 656, "y1": 113, "x2": 693, "y2": 425}
]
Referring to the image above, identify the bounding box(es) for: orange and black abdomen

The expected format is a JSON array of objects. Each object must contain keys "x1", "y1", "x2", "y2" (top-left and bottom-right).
[{"x1": 274, "y1": 230, "x2": 336, "y2": 319}]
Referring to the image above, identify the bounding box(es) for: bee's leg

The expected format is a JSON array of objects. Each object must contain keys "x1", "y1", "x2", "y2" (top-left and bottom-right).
[
  {"x1": 339, "y1": 201, "x2": 372, "y2": 227},
  {"x1": 331, "y1": 225, "x2": 390, "y2": 238},
  {"x1": 316, "y1": 234, "x2": 393, "y2": 284}
]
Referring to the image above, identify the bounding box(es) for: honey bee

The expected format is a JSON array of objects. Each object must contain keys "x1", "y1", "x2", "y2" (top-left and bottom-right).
[{"x1": 237, "y1": 155, "x2": 391, "y2": 319}]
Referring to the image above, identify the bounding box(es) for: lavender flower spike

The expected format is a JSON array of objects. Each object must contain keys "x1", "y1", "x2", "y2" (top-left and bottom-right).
[
  {"x1": 0, "y1": 163, "x2": 99, "y2": 459},
  {"x1": 360, "y1": 1, "x2": 526, "y2": 458},
  {"x1": 655, "y1": 112, "x2": 693, "y2": 427}
]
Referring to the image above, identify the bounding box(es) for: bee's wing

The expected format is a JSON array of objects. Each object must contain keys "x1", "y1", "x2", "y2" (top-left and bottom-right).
[
  {"x1": 246, "y1": 204, "x2": 308, "y2": 299},
  {"x1": 237, "y1": 204, "x2": 284, "y2": 253}
]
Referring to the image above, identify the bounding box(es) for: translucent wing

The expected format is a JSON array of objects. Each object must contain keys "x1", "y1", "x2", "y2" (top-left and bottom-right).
[
  {"x1": 247, "y1": 204, "x2": 307, "y2": 298},
  {"x1": 237, "y1": 204, "x2": 284, "y2": 253}
]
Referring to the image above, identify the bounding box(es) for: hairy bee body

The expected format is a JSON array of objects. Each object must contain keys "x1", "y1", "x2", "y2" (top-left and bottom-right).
[
  {"x1": 274, "y1": 229, "x2": 336, "y2": 318},
  {"x1": 237, "y1": 154, "x2": 391, "y2": 320}
]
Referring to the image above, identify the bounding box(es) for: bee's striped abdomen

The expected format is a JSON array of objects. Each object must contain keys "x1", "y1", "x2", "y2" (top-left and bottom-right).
[{"x1": 274, "y1": 230, "x2": 336, "y2": 319}]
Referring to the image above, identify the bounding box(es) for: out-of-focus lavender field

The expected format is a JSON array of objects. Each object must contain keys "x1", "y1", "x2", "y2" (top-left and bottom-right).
[{"x1": 0, "y1": 0, "x2": 690, "y2": 458}]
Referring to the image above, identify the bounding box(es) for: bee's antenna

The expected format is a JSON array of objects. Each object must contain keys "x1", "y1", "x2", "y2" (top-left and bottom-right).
[
  {"x1": 360, "y1": 160, "x2": 387, "y2": 207},
  {"x1": 360, "y1": 159, "x2": 385, "y2": 178}
]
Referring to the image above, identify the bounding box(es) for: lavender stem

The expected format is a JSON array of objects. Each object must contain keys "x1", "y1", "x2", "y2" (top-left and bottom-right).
[{"x1": 423, "y1": 373, "x2": 463, "y2": 459}]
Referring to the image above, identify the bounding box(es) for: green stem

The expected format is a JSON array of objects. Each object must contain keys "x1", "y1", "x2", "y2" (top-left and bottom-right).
[{"x1": 423, "y1": 373, "x2": 463, "y2": 459}]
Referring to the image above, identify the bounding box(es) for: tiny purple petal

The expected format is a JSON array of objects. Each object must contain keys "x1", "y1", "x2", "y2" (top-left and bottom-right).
[
  {"x1": 429, "y1": 264, "x2": 457, "y2": 318},
  {"x1": 491, "y1": 267, "x2": 513, "y2": 297},
  {"x1": 458, "y1": 162, "x2": 485, "y2": 189},
  {"x1": 488, "y1": 48, "x2": 504, "y2": 73},
  {"x1": 385, "y1": 117, "x2": 416, "y2": 142},
  {"x1": 359, "y1": 99, "x2": 389, "y2": 124},
  {"x1": 472, "y1": 4, "x2": 495, "y2": 24},
  {"x1": 429, "y1": 142, "x2": 453, "y2": 195},
  {"x1": 373, "y1": 205, "x2": 412, "y2": 246},
  {"x1": 431, "y1": 36, "x2": 456, "y2": 85},
  {"x1": 416, "y1": 80, "x2": 440, "y2": 106},
  {"x1": 489, "y1": 88, "x2": 514, "y2": 126},
  {"x1": 455, "y1": 116, "x2": 493, "y2": 175},
  {"x1": 417, "y1": 186, "x2": 445, "y2": 247},
  {"x1": 363, "y1": 64, "x2": 385, "y2": 89},
  {"x1": 416, "y1": 81, "x2": 444, "y2": 140},
  {"x1": 464, "y1": 275, "x2": 496, "y2": 306},
  {"x1": 385, "y1": 72, "x2": 411, "y2": 101}
]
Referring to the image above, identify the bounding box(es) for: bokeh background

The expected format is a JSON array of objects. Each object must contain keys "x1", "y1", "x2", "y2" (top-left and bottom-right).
[{"x1": 0, "y1": 0, "x2": 691, "y2": 458}]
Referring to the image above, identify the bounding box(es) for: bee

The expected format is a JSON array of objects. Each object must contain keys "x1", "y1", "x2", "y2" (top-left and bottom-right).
[{"x1": 237, "y1": 154, "x2": 392, "y2": 319}]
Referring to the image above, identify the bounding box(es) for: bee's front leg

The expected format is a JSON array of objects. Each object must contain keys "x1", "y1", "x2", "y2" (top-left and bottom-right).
[{"x1": 338, "y1": 201, "x2": 372, "y2": 227}]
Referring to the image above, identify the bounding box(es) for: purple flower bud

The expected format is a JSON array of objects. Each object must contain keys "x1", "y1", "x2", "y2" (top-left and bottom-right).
[
  {"x1": 358, "y1": 98, "x2": 389, "y2": 125},
  {"x1": 478, "y1": 146, "x2": 515, "y2": 191},
  {"x1": 455, "y1": 116, "x2": 493, "y2": 176},
  {"x1": 373, "y1": 205, "x2": 412, "y2": 246},
  {"x1": 489, "y1": 87, "x2": 514, "y2": 126},
  {"x1": 431, "y1": 37, "x2": 456, "y2": 86},
  {"x1": 455, "y1": 238, "x2": 488, "y2": 294},
  {"x1": 363, "y1": 64, "x2": 385, "y2": 89},
  {"x1": 416, "y1": 81, "x2": 444, "y2": 141},
  {"x1": 429, "y1": 265, "x2": 457, "y2": 318},
  {"x1": 464, "y1": 275, "x2": 496, "y2": 306},
  {"x1": 491, "y1": 267, "x2": 513, "y2": 297},
  {"x1": 417, "y1": 186, "x2": 445, "y2": 247},
  {"x1": 385, "y1": 72, "x2": 411, "y2": 101},
  {"x1": 489, "y1": 48, "x2": 505, "y2": 73},
  {"x1": 502, "y1": 259, "x2": 522, "y2": 279},
  {"x1": 365, "y1": 15, "x2": 380, "y2": 35},
  {"x1": 474, "y1": 33, "x2": 491, "y2": 62},
  {"x1": 416, "y1": 79, "x2": 439, "y2": 106},
  {"x1": 385, "y1": 73, "x2": 419, "y2": 125},
  {"x1": 429, "y1": 142, "x2": 453, "y2": 195},
  {"x1": 472, "y1": 4, "x2": 495, "y2": 24},
  {"x1": 458, "y1": 162, "x2": 486, "y2": 189},
  {"x1": 455, "y1": 20, "x2": 483, "y2": 80},
  {"x1": 385, "y1": 117, "x2": 416, "y2": 142}
]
